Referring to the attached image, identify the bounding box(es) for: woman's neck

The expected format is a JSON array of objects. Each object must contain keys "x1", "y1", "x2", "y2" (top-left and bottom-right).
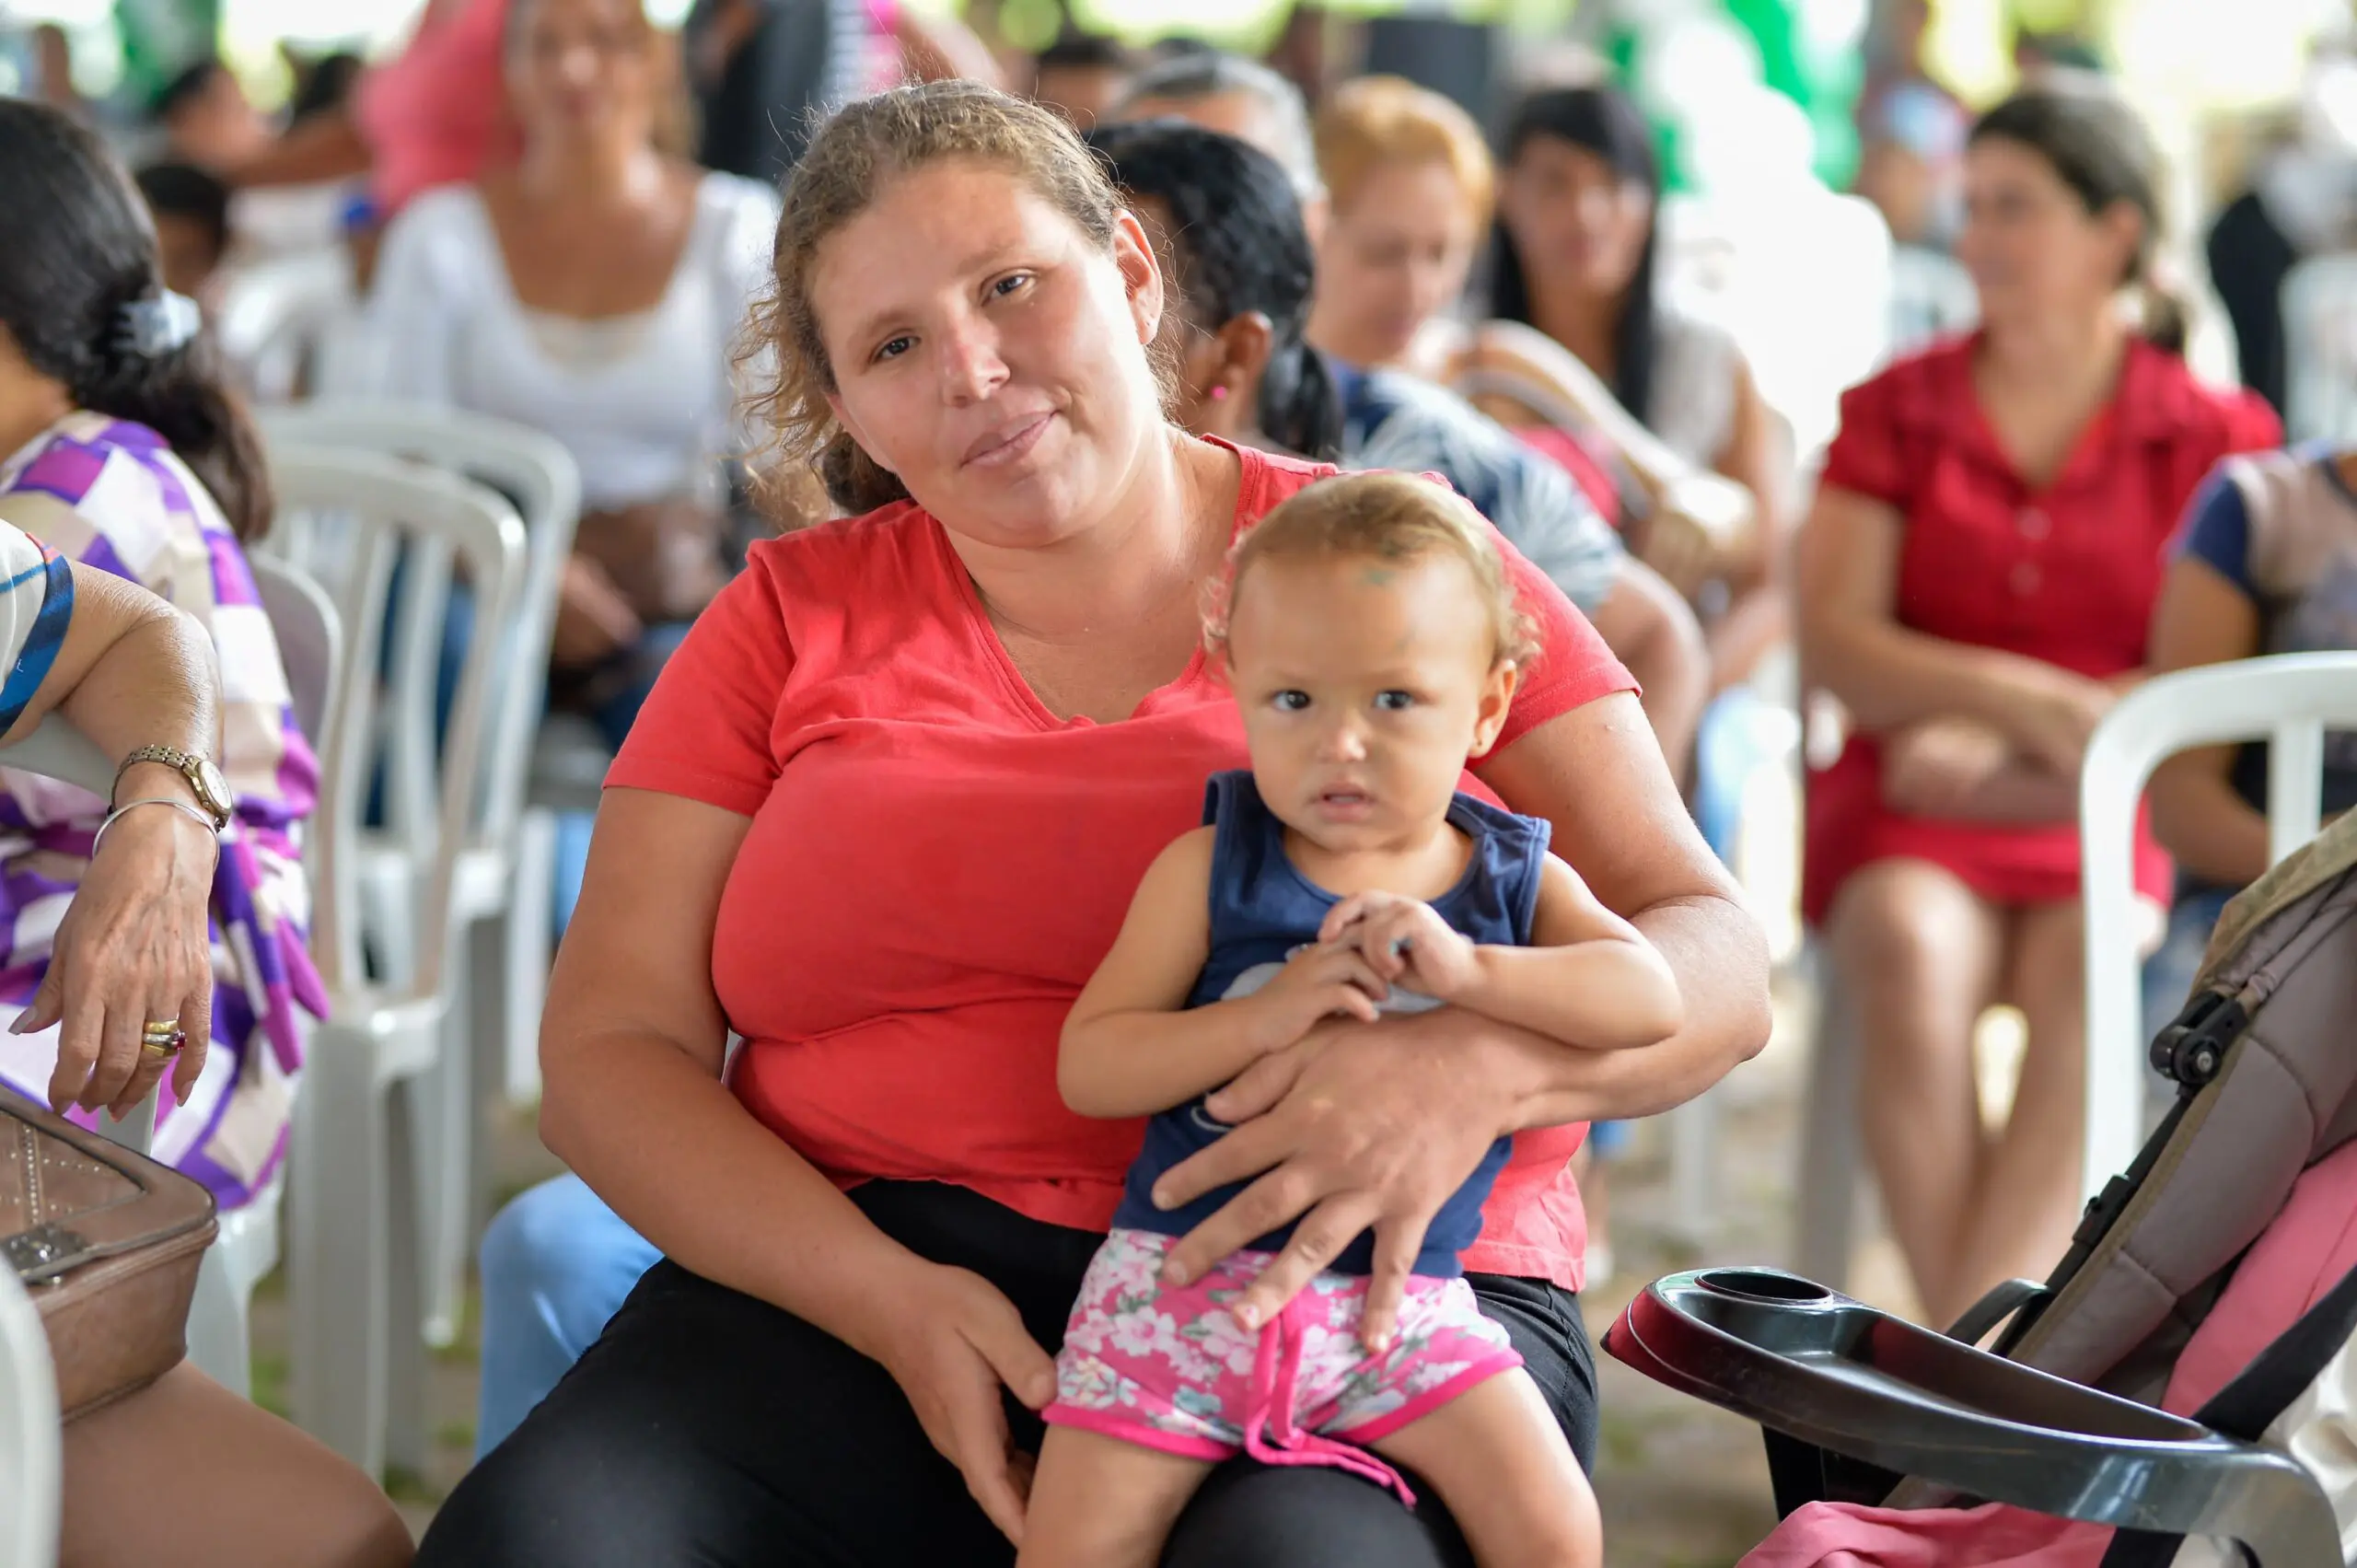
[
  {"x1": 514, "y1": 134, "x2": 665, "y2": 205},
  {"x1": 1523, "y1": 273, "x2": 1621, "y2": 381},
  {"x1": 1976, "y1": 308, "x2": 2129, "y2": 408},
  {"x1": 0, "y1": 358, "x2": 72, "y2": 470},
  {"x1": 959, "y1": 428, "x2": 1233, "y2": 644}
]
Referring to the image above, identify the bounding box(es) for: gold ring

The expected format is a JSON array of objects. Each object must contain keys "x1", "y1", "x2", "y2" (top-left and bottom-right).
[
  {"x1": 141, "y1": 1017, "x2": 180, "y2": 1040},
  {"x1": 141, "y1": 1033, "x2": 183, "y2": 1058}
]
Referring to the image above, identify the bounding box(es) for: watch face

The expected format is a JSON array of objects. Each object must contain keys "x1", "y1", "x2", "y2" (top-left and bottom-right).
[{"x1": 192, "y1": 758, "x2": 233, "y2": 822}]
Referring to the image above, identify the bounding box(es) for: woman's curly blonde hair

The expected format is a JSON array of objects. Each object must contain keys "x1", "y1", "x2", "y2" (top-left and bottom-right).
[{"x1": 736, "y1": 80, "x2": 1129, "y2": 523}]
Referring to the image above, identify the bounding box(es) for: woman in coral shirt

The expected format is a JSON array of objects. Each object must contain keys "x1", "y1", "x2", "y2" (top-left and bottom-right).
[
  {"x1": 1802, "y1": 86, "x2": 2279, "y2": 1327},
  {"x1": 420, "y1": 84, "x2": 1767, "y2": 1567}
]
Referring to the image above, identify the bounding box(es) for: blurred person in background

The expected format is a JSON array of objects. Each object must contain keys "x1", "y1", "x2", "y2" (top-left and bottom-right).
[
  {"x1": 1117, "y1": 52, "x2": 1327, "y2": 215},
  {"x1": 31, "y1": 22, "x2": 84, "y2": 119},
  {"x1": 1800, "y1": 86, "x2": 2279, "y2": 1327},
  {"x1": 685, "y1": 0, "x2": 1003, "y2": 187},
  {"x1": 284, "y1": 47, "x2": 367, "y2": 127},
  {"x1": 1488, "y1": 81, "x2": 1787, "y2": 695},
  {"x1": 366, "y1": 0, "x2": 778, "y2": 753},
  {"x1": 135, "y1": 162, "x2": 235, "y2": 307},
  {"x1": 152, "y1": 56, "x2": 273, "y2": 174},
  {"x1": 1854, "y1": 79, "x2": 1969, "y2": 253},
  {"x1": 1028, "y1": 29, "x2": 1139, "y2": 129},
  {"x1": 226, "y1": 0, "x2": 517, "y2": 224},
  {"x1": 2142, "y1": 443, "x2": 2357, "y2": 1039}
]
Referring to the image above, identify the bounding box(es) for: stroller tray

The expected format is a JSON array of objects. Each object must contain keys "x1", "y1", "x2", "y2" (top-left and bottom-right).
[{"x1": 1603, "y1": 1269, "x2": 2338, "y2": 1564}]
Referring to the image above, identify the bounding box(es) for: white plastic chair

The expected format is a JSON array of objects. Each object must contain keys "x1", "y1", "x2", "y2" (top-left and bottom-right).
[
  {"x1": 259, "y1": 402, "x2": 581, "y2": 1351},
  {"x1": 214, "y1": 248, "x2": 365, "y2": 407},
  {"x1": 266, "y1": 445, "x2": 525, "y2": 1478},
  {"x1": 2281, "y1": 254, "x2": 2357, "y2": 445},
  {"x1": 2080, "y1": 652, "x2": 2357, "y2": 1203},
  {"x1": 1794, "y1": 653, "x2": 2357, "y2": 1291},
  {"x1": 0, "y1": 1265, "x2": 59, "y2": 1568}
]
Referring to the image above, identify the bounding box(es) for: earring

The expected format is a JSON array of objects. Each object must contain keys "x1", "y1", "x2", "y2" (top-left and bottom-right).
[{"x1": 1209, "y1": 386, "x2": 1230, "y2": 401}]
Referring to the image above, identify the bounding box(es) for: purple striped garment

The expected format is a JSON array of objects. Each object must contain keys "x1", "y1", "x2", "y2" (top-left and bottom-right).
[{"x1": 0, "y1": 412, "x2": 326, "y2": 1209}]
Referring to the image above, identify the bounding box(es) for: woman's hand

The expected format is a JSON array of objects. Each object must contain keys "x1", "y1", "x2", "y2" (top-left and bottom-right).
[
  {"x1": 1879, "y1": 715, "x2": 2016, "y2": 817},
  {"x1": 1150, "y1": 1008, "x2": 1512, "y2": 1351},
  {"x1": 869, "y1": 1260, "x2": 1058, "y2": 1547},
  {"x1": 2003, "y1": 666, "x2": 2118, "y2": 778},
  {"x1": 31, "y1": 804, "x2": 215, "y2": 1117},
  {"x1": 1319, "y1": 891, "x2": 1480, "y2": 1001}
]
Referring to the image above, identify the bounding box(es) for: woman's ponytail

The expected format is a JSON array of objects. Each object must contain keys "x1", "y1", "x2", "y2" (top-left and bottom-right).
[
  {"x1": 2137, "y1": 269, "x2": 2189, "y2": 357},
  {"x1": 1256, "y1": 339, "x2": 1343, "y2": 464},
  {"x1": 77, "y1": 314, "x2": 273, "y2": 542}
]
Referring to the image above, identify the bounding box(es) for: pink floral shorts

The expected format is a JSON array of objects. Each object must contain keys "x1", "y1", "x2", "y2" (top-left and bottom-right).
[{"x1": 1042, "y1": 1228, "x2": 1522, "y2": 1504}]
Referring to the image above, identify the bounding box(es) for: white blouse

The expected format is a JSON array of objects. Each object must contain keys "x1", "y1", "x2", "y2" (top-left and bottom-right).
[{"x1": 364, "y1": 172, "x2": 781, "y2": 511}]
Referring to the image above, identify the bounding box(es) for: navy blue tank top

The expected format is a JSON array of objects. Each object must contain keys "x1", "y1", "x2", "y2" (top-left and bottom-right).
[{"x1": 1109, "y1": 770, "x2": 1551, "y2": 1278}]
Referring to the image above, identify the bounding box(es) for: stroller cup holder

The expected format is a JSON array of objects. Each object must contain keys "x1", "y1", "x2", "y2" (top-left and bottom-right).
[{"x1": 1604, "y1": 1268, "x2": 2341, "y2": 1568}]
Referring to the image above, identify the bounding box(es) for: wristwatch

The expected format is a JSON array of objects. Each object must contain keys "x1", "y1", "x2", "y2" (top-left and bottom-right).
[{"x1": 114, "y1": 745, "x2": 233, "y2": 831}]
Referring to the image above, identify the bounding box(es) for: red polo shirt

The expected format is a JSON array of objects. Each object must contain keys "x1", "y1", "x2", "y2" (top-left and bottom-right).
[
  {"x1": 608, "y1": 443, "x2": 1636, "y2": 1286},
  {"x1": 1802, "y1": 335, "x2": 2280, "y2": 923}
]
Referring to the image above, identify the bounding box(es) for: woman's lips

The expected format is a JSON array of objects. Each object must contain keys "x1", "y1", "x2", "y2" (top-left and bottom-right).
[{"x1": 962, "y1": 412, "x2": 1052, "y2": 469}]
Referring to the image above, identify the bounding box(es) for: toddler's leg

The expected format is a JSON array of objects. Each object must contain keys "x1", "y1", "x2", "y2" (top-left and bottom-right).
[
  {"x1": 1364, "y1": 1370, "x2": 1599, "y2": 1568},
  {"x1": 1017, "y1": 1426, "x2": 1216, "y2": 1568}
]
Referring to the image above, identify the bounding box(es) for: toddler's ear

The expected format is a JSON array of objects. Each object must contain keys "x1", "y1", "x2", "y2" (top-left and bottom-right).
[{"x1": 1467, "y1": 660, "x2": 1520, "y2": 758}]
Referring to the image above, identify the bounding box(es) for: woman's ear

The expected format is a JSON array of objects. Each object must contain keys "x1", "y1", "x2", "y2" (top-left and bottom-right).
[
  {"x1": 1114, "y1": 209, "x2": 1167, "y2": 347},
  {"x1": 2098, "y1": 200, "x2": 2146, "y2": 286},
  {"x1": 1212, "y1": 310, "x2": 1276, "y2": 405}
]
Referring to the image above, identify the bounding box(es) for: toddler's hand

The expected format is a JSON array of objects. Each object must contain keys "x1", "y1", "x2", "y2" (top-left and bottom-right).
[
  {"x1": 1320, "y1": 891, "x2": 1481, "y2": 1002},
  {"x1": 1244, "y1": 942, "x2": 1387, "y2": 1051}
]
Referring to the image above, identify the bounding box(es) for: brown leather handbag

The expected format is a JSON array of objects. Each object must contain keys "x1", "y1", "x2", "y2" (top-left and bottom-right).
[{"x1": 1, "y1": 1087, "x2": 215, "y2": 1419}]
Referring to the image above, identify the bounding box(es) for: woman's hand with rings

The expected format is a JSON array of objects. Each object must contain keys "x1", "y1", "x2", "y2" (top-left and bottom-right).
[
  {"x1": 29, "y1": 800, "x2": 215, "y2": 1118},
  {"x1": 1150, "y1": 1007, "x2": 1515, "y2": 1351}
]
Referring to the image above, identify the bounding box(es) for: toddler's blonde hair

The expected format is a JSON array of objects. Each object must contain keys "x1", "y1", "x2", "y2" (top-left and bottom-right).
[{"x1": 1209, "y1": 471, "x2": 1540, "y2": 668}]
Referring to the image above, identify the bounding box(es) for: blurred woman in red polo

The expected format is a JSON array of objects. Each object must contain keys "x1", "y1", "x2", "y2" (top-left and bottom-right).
[{"x1": 1800, "y1": 84, "x2": 2278, "y2": 1325}]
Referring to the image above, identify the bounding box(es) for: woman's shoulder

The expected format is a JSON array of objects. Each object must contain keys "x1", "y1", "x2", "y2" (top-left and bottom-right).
[
  {"x1": 2120, "y1": 343, "x2": 2282, "y2": 452},
  {"x1": 1, "y1": 414, "x2": 223, "y2": 579},
  {"x1": 1841, "y1": 333, "x2": 1975, "y2": 421},
  {"x1": 375, "y1": 182, "x2": 494, "y2": 277},
  {"x1": 692, "y1": 167, "x2": 784, "y2": 224},
  {"x1": 742, "y1": 497, "x2": 942, "y2": 588}
]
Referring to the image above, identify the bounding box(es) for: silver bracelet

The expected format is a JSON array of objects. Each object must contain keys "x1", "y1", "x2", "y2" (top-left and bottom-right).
[{"x1": 89, "y1": 797, "x2": 222, "y2": 861}]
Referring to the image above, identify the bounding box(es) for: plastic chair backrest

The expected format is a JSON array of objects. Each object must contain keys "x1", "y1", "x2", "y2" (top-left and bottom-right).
[
  {"x1": 258, "y1": 403, "x2": 582, "y2": 850},
  {"x1": 0, "y1": 1264, "x2": 60, "y2": 1568},
  {"x1": 2281, "y1": 254, "x2": 2357, "y2": 445},
  {"x1": 248, "y1": 554, "x2": 343, "y2": 752},
  {"x1": 2080, "y1": 651, "x2": 2357, "y2": 1200},
  {"x1": 215, "y1": 250, "x2": 359, "y2": 407},
  {"x1": 262, "y1": 446, "x2": 526, "y2": 996}
]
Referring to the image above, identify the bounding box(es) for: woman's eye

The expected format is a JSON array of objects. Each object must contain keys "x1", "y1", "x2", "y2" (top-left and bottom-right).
[
  {"x1": 1375, "y1": 690, "x2": 1415, "y2": 711},
  {"x1": 1272, "y1": 691, "x2": 1311, "y2": 713},
  {"x1": 873, "y1": 335, "x2": 913, "y2": 363},
  {"x1": 991, "y1": 273, "x2": 1032, "y2": 299}
]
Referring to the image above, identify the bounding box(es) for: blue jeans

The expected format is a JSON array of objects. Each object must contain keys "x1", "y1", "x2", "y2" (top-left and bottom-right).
[{"x1": 476, "y1": 1174, "x2": 661, "y2": 1458}]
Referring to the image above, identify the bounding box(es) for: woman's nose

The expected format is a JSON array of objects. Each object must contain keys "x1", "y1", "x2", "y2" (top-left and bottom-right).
[{"x1": 939, "y1": 317, "x2": 1010, "y2": 402}]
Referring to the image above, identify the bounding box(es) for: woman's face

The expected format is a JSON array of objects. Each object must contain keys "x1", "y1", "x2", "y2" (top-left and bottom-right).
[
  {"x1": 1496, "y1": 134, "x2": 1652, "y2": 304},
  {"x1": 814, "y1": 160, "x2": 1168, "y2": 549},
  {"x1": 1313, "y1": 158, "x2": 1481, "y2": 366},
  {"x1": 507, "y1": 0, "x2": 660, "y2": 147},
  {"x1": 1956, "y1": 136, "x2": 2138, "y2": 333}
]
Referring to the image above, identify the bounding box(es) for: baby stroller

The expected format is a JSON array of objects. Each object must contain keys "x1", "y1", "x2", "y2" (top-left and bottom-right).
[{"x1": 1608, "y1": 809, "x2": 2357, "y2": 1567}]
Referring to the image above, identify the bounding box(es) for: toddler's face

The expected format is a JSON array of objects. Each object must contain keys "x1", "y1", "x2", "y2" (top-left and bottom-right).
[{"x1": 1225, "y1": 550, "x2": 1516, "y2": 854}]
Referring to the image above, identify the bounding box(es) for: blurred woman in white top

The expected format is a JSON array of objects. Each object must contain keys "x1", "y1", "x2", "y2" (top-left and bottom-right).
[{"x1": 367, "y1": 0, "x2": 778, "y2": 748}]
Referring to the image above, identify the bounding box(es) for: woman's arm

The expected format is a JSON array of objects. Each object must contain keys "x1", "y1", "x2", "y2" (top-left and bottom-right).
[
  {"x1": 225, "y1": 110, "x2": 374, "y2": 190},
  {"x1": 1587, "y1": 556, "x2": 1708, "y2": 785},
  {"x1": 1802, "y1": 485, "x2": 2110, "y2": 772},
  {"x1": 540, "y1": 786, "x2": 1053, "y2": 1541},
  {"x1": 2146, "y1": 554, "x2": 2271, "y2": 886},
  {"x1": 0, "y1": 553, "x2": 222, "y2": 1114}
]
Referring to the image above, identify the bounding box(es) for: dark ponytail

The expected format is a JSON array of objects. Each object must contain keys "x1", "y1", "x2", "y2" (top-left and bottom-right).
[
  {"x1": 1492, "y1": 85, "x2": 1663, "y2": 425},
  {"x1": 1257, "y1": 339, "x2": 1343, "y2": 465},
  {"x1": 1969, "y1": 84, "x2": 2183, "y2": 355},
  {"x1": 1085, "y1": 120, "x2": 1341, "y2": 463},
  {"x1": 0, "y1": 99, "x2": 273, "y2": 542}
]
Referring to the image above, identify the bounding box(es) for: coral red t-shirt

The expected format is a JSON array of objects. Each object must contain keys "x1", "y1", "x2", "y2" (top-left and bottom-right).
[{"x1": 607, "y1": 443, "x2": 1636, "y2": 1286}]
